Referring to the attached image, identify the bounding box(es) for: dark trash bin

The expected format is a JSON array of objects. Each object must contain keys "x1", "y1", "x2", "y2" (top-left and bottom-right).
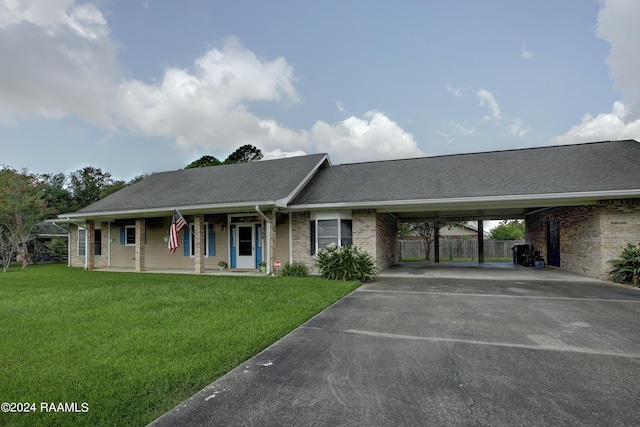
[{"x1": 512, "y1": 244, "x2": 530, "y2": 265}]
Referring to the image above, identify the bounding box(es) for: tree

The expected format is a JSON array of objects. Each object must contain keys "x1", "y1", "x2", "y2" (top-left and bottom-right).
[
  {"x1": 185, "y1": 145, "x2": 263, "y2": 169},
  {"x1": 408, "y1": 221, "x2": 466, "y2": 260},
  {"x1": 224, "y1": 144, "x2": 263, "y2": 164},
  {"x1": 0, "y1": 167, "x2": 55, "y2": 269},
  {"x1": 67, "y1": 167, "x2": 118, "y2": 211},
  {"x1": 39, "y1": 172, "x2": 72, "y2": 216},
  {"x1": 185, "y1": 155, "x2": 223, "y2": 169},
  {"x1": 488, "y1": 220, "x2": 524, "y2": 240}
]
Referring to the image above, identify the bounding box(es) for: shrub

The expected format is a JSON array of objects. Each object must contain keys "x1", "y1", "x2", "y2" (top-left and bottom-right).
[
  {"x1": 280, "y1": 262, "x2": 309, "y2": 277},
  {"x1": 44, "y1": 238, "x2": 68, "y2": 262},
  {"x1": 315, "y1": 244, "x2": 377, "y2": 282},
  {"x1": 609, "y1": 242, "x2": 640, "y2": 287}
]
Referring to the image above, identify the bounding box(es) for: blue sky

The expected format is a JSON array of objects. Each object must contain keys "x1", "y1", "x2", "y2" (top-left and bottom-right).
[{"x1": 1, "y1": 0, "x2": 639, "y2": 182}]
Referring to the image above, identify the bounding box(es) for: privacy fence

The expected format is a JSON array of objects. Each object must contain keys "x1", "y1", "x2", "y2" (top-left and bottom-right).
[{"x1": 400, "y1": 239, "x2": 525, "y2": 261}]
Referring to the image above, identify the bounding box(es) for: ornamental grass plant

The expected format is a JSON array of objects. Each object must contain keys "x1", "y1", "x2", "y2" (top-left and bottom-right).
[
  {"x1": 315, "y1": 244, "x2": 377, "y2": 282},
  {"x1": 609, "y1": 242, "x2": 640, "y2": 287}
]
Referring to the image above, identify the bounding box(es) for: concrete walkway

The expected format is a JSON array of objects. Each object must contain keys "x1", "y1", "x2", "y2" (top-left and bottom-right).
[{"x1": 149, "y1": 263, "x2": 640, "y2": 426}]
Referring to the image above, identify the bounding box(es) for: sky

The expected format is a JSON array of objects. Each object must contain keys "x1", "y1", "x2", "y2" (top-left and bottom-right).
[{"x1": 1, "y1": 0, "x2": 640, "y2": 183}]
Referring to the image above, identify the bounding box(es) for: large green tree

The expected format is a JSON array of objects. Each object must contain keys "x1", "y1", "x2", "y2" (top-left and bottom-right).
[
  {"x1": 67, "y1": 166, "x2": 124, "y2": 211},
  {"x1": 0, "y1": 167, "x2": 55, "y2": 270},
  {"x1": 186, "y1": 144, "x2": 264, "y2": 169},
  {"x1": 488, "y1": 219, "x2": 525, "y2": 240}
]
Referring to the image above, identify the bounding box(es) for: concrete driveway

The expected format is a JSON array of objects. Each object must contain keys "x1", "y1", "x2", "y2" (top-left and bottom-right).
[{"x1": 150, "y1": 264, "x2": 640, "y2": 426}]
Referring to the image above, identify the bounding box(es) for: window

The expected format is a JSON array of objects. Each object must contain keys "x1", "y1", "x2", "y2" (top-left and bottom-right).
[
  {"x1": 310, "y1": 211, "x2": 353, "y2": 253},
  {"x1": 186, "y1": 223, "x2": 215, "y2": 257},
  {"x1": 94, "y1": 229, "x2": 102, "y2": 256},
  {"x1": 125, "y1": 226, "x2": 136, "y2": 246},
  {"x1": 78, "y1": 228, "x2": 86, "y2": 256}
]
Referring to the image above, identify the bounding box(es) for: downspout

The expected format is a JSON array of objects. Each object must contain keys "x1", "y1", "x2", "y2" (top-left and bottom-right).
[{"x1": 255, "y1": 206, "x2": 271, "y2": 275}]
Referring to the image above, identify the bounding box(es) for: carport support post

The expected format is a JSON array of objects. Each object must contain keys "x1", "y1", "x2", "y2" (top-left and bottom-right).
[
  {"x1": 478, "y1": 220, "x2": 485, "y2": 263},
  {"x1": 434, "y1": 222, "x2": 440, "y2": 263}
]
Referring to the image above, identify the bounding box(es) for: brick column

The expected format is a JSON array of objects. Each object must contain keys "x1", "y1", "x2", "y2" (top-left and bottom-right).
[
  {"x1": 194, "y1": 215, "x2": 205, "y2": 274},
  {"x1": 87, "y1": 220, "x2": 95, "y2": 270},
  {"x1": 135, "y1": 219, "x2": 145, "y2": 272}
]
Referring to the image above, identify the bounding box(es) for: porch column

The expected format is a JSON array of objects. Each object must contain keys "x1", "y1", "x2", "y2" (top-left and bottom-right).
[
  {"x1": 271, "y1": 208, "x2": 277, "y2": 274},
  {"x1": 135, "y1": 218, "x2": 145, "y2": 272},
  {"x1": 434, "y1": 221, "x2": 440, "y2": 263},
  {"x1": 478, "y1": 220, "x2": 485, "y2": 263},
  {"x1": 87, "y1": 220, "x2": 95, "y2": 270},
  {"x1": 194, "y1": 215, "x2": 205, "y2": 274}
]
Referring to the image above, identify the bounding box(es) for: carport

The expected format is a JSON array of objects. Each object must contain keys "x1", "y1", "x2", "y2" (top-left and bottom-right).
[{"x1": 292, "y1": 140, "x2": 640, "y2": 280}]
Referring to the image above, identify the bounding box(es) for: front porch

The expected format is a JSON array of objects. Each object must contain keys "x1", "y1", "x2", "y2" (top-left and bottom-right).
[{"x1": 92, "y1": 266, "x2": 267, "y2": 276}]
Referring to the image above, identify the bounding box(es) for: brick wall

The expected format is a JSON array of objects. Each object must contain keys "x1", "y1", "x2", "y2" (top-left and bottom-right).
[
  {"x1": 291, "y1": 212, "x2": 314, "y2": 271},
  {"x1": 525, "y1": 198, "x2": 640, "y2": 279},
  {"x1": 291, "y1": 210, "x2": 398, "y2": 274}
]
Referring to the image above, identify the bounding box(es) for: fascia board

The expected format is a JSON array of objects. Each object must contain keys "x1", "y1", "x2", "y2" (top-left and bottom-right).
[
  {"x1": 275, "y1": 154, "x2": 330, "y2": 208},
  {"x1": 58, "y1": 201, "x2": 277, "y2": 221},
  {"x1": 286, "y1": 189, "x2": 640, "y2": 212}
]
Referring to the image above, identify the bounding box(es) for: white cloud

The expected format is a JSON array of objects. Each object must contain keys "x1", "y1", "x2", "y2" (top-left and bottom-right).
[
  {"x1": 449, "y1": 121, "x2": 476, "y2": 137},
  {"x1": 521, "y1": 43, "x2": 534, "y2": 59},
  {"x1": 116, "y1": 37, "x2": 305, "y2": 154},
  {"x1": 336, "y1": 101, "x2": 346, "y2": 114},
  {"x1": 445, "y1": 83, "x2": 463, "y2": 97},
  {"x1": 0, "y1": 0, "x2": 119, "y2": 127},
  {"x1": 0, "y1": 2, "x2": 426, "y2": 165},
  {"x1": 510, "y1": 119, "x2": 531, "y2": 138},
  {"x1": 554, "y1": 101, "x2": 640, "y2": 144},
  {"x1": 597, "y1": 0, "x2": 640, "y2": 116},
  {"x1": 477, "y1": 89, "x2": 502, "y2": 122},
  {"x1": 554, "y1": 0, "x2": 640, "y2": 144},
  {"x1": 310, "y1": 111, "x2": 426, "y2": 163}
]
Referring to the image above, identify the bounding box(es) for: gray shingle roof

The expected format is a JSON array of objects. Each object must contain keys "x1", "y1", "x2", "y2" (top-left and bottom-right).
[
  {"x1": 291, "y1": 140, "x2": 640, "y2": 206},
  {"x1": 77, "y1": 153, "x2": 328, "y2": 214}
]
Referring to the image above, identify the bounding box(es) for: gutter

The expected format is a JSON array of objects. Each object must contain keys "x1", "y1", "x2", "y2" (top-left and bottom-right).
[{"x1": 255, "y1": 206, "x2": 271, "y2": 275}]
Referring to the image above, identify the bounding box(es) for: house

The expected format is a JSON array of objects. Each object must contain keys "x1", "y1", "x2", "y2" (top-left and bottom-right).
[{"x1": 54, "y1": 139, "x2": 640, "y2": 280}]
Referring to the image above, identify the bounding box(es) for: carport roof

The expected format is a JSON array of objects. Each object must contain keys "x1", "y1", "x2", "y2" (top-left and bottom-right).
[{"x1": 290, "y1": 140, "x2": 640, "y2": 218}]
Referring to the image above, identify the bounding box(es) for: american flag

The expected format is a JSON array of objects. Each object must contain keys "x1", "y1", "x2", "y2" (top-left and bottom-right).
[{"x1": 168, "y1": 210, "x2": 187, "y2": 253}]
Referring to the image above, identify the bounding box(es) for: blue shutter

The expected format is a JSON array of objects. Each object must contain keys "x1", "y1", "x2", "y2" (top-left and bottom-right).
[
  {"x1": 120, "y1": 227, "x2": 125, "y2": 245},
  {"x1": 183, "y1": 227, "x2": 190, "y2": 256},
  {"x1": 208, "y1": 224, "x2": 216, "y2": 256}
]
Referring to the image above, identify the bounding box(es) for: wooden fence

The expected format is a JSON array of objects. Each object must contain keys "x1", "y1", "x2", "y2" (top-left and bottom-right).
[{"x1": 400, "y1": 239, "x2": 525, "y2": 260}]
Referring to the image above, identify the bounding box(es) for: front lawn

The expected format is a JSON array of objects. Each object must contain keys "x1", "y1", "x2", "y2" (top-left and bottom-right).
[{"x1": 0, "y1": 264, "x2": 359, "y2": 426}]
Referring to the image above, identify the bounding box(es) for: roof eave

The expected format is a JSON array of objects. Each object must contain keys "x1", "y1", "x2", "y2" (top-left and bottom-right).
[
  {"x1": 59, "y1": 200, "x2": 279, "y2": 221},
  {"x1": 286, "y1": 189, "x2": 640, "y2": 212}
]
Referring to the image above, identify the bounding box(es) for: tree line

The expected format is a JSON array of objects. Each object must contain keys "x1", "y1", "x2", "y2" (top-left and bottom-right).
[{"x1": 0, "y1": 145, "x2": 263, "y2": 271}]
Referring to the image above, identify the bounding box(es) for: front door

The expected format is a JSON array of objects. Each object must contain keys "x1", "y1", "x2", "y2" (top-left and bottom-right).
[
  {"x1": 547, "y1": 219, "x2": 560, "y2": 267},
  {"x1": 236, "y1": 224, "x2": 255, "y2": 268}
]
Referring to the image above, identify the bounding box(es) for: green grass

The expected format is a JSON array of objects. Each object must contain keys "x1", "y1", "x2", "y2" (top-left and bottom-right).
[{"x1": 0, "y1": 264, "x2": 359, "y2": 427}]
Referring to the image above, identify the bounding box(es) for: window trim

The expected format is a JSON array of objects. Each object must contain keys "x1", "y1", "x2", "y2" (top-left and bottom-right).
[
  {"x1": 125, "y1": 225, "x2": 136, "y2": 246},
  {"x1": 188, "y1": 222, "x2": 210, "y2": 258},
  {"x1": 78, "y1": 228, "x2": 86, "y2": 257},
  {"x1": 310, "y1": 210, "x2": 353, "y2": 254}
]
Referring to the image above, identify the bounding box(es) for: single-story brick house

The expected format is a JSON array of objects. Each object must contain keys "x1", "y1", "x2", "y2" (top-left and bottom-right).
[{"x1": 55, "y1": 139, "x2": 640, "y2": 279}]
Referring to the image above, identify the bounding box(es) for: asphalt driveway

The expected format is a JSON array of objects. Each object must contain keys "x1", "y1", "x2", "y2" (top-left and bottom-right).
[{"x1": 150, "y1": 265, "x2": 640, "y2": 426}]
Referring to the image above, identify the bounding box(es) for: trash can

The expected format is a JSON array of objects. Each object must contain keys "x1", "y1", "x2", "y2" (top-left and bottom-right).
[{"x1": 512, "y1": 244, "x2": 530, "y2": 265}]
